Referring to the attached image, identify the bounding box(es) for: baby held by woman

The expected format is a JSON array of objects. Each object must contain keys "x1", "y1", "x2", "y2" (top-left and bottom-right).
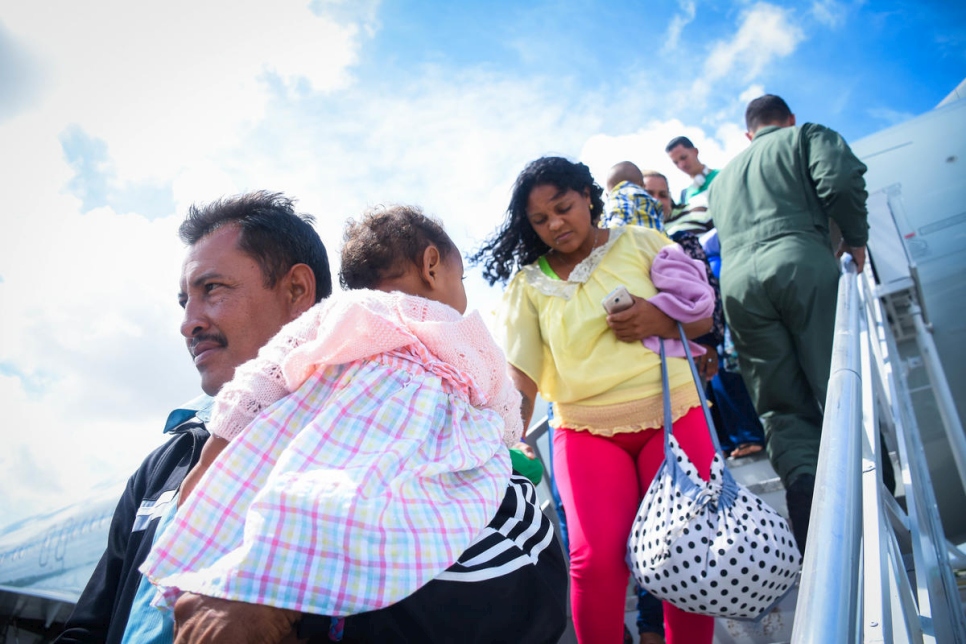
[{"x1": 141, "y1": 205, "x2": 566, "y2": 643}]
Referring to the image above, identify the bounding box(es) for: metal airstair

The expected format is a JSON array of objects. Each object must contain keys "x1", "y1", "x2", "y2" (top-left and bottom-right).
[
  {"x1": 526, "y1": 255, "x2": 966, "y2": 643},
  {"x1": 790, "y1": 255, "x2": 966, "y2": 643}
]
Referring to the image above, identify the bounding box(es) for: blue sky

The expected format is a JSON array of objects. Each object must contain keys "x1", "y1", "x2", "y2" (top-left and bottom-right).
[
  {"x1": 351, "y1": 0, "x2": 964, "y2": 140},
  {"x1": 0, "y1": 0, "x2": 963, "y2": 523}
]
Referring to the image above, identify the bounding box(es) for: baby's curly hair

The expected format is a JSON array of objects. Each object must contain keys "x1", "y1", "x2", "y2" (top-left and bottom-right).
[{"x1": 340, "y1": 205, "x2": 457, "y2": 290}]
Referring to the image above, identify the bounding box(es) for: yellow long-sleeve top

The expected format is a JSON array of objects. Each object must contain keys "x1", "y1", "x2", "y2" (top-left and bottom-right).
[{"x1": 501, "y1": 226, "x2": 700, "y2": 436}]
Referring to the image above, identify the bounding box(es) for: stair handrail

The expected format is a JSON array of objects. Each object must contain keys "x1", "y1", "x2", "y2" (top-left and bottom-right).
[
  {"x1": 791, "y1": 255, "x2": 966, "y2": 643},
  {"x1": 791, "y1": 257, "x2": 863, "y2": 643}
]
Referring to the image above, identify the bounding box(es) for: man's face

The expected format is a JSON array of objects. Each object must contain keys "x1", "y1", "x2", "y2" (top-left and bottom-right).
[
  {"x1": 667, "y1": 144, "x2": 702, "y2": 178},
  {"x1": 179, "y1": 225, "x2": 295, "y2": 395},
  {"x1": 642, "y1": 175, "x2": 673, "y2": 220}
]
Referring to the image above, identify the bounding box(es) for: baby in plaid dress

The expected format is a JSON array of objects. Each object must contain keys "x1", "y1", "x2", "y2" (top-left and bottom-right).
[{"x1": 140, "y1": 206, "x2": 566, "y2": 642}]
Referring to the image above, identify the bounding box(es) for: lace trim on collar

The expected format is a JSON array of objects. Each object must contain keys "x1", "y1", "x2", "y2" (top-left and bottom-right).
[{"x1": 521, "y1": 227, "x2": 625, "y2": 299}]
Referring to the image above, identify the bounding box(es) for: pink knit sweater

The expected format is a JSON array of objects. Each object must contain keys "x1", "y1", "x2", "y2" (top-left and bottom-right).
[{"x1": 208, "y1": 289, "x2": 523, "y2": 448}]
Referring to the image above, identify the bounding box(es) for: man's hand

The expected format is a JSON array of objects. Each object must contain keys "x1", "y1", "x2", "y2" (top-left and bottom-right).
[
  {"x1": 836, "y1": 241, "x2": 867, "y2": 273},
  {"x1": 174, "y1": 593, "x2": 301, "y2": 644}
]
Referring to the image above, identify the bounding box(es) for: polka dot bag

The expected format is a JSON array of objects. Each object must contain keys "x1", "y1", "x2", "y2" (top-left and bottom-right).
[{"x1": 627, "y1": 331, "x2": 801, "y2": 620}]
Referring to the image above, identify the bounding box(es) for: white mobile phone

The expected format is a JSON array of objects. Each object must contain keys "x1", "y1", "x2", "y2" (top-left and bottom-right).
[{"x1": 602, "y1": 285, "x2": 633, "y2": 314}]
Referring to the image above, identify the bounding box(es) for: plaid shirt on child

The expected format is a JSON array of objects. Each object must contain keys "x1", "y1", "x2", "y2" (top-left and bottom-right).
[
  {"x1": 140, "y1": 291, "x2": 517, "y2": 617},
  {"x1": 600, "y1": 180, "x2": 666, "y2": 233}
]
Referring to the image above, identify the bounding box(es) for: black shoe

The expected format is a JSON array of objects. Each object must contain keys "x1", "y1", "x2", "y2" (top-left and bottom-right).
[{"x1": 785, "y1": 473, "x2": 815, "y2": 555}]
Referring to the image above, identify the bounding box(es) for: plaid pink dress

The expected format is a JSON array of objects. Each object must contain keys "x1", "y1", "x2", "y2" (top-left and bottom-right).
[{"x1": 140, "y1": 290, "x2": 520, "y2": 617}]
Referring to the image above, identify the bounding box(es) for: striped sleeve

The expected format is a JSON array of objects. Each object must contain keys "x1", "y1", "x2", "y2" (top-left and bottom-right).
[{"x1": 435, "y1": 475, "x2": 556, "y2": 582}]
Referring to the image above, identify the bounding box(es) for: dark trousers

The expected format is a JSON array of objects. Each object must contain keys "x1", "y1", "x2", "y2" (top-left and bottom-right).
[
  {"x1": 707, "y1": 364, "x2": 765, "y2": 452},
  {"x1": 723, "y1": 240, "x2": 839, "y2": 487}
]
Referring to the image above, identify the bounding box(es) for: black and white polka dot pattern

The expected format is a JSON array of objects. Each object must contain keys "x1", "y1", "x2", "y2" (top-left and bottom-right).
[{"x1": 627, "y1": 435, "x2": 801, "y2": 619}]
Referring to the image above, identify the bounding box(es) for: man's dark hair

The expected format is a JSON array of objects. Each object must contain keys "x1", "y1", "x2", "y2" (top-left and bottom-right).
[
  {"x1": 469, "y1": 156, "x2": 605, "y2": 286},
  {"x1": 665, "y1": 136, "x2": 695, "y2": 153},
  {"x1": 179, "y1": 190, "x2": 332, "y2": 302},
  {"x1": 745, "y1": 94, "x2": 793, "y2": 133},
  {"x1": 340, "y1": 205, "x2": 457, "y2": 290}
]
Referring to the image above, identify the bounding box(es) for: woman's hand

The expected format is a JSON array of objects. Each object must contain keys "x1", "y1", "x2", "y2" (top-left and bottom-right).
[
  {"x1": 696, "y1": 348, "x2": 719, "y2": 381},
  {"x1": 509, "y1": 366, "x2": 539, "y2": 431},
  {"x1": 606, "y1": 295, "x2": 714, "y2": 343},
  {"x1": 514, "y1": 441, "x2": 537, "y2": 459},
  {"x1": 605, "y1": 296, "x2": 675, "y2": 343}
]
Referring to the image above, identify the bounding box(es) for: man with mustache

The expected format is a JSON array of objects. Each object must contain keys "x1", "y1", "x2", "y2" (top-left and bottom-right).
[
  {"x1": 58, "y1": 192, "x2": 566, "y2": 644},
  {"x1": 57, "y1": 191, "x2": 332, "y2": 643}
]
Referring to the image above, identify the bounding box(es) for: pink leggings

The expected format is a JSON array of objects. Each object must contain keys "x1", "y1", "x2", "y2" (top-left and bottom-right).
[{"x1": 553, "y1": 406, "x2": 716, "y2": 644}]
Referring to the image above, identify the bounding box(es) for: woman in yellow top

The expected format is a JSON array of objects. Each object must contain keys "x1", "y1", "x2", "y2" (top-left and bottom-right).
[{"x1": 472, "y1": 157, "x2": 717, "y2": 644}]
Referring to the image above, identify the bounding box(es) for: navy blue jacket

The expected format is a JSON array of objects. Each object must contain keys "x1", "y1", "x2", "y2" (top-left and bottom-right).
[{"x1": 56, "y1": 413, "x2": 208, "y2": 643}]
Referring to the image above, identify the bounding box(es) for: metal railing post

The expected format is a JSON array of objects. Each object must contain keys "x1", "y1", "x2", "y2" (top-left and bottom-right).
[
  {"x1": 792, "y1": 258, "x2": 863, "y2": 644},
  {"x1": 909, "y1": 304, "x2": 966, "y2": 495}
]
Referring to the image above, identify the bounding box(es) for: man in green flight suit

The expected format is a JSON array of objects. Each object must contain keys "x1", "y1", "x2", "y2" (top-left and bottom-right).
[{"x1": 708, "y1": 94, "x2": 869, "y2": 553}]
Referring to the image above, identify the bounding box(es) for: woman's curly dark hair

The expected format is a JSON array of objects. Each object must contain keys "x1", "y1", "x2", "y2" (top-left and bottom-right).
[
  {"x1": 340, "y1": 204, "x2": 456, "y2": 290},
  {"x1": 469, "y1": 156, "x2": 605, "y2": 286}
]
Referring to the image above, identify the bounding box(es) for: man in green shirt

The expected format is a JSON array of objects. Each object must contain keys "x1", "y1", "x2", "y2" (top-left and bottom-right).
[
  {"x1": 708, "y1": 94, "x2": 869, "y2": 552},
  {"x1": 665, "y1": 136, "x2": 719, "y2": 235}
]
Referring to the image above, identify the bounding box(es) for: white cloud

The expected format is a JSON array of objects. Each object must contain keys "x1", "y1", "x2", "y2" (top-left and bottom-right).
[
  {"x1": 0, "y1": 189, "x2": 199, "y2": 416},
  {"x1": 664, "y1": 0, "x2": 697, "y2": 53},
  {"x1": 811, "y1": 0, "x2": 848, "y2": 28},
  {"x1": 740, "y1": 83, "x2": 766, "y2": 104},
  {"x1": 579, "y1": 119, "x2": 747, "y2": 201},
  {"x1": 0, "y1": 2, "x2": 746, "y2": 527},
  {"x1": 0, "y1": 0, "x2": 942, "y2": 551},
  {"x1": 683, "y1": 3, "x2": 804, "y2": 106},
  {"x1": 715, "y1": 121, "x2": 752, "y2": 159},
  {"x1": 0, "y1": 184, "x2": 239, "y2": 522},
  {"x1": 0, "y1": 10, "x2": 609, "y2": 524},
  {"x1": 2, "y1": 0, "x2": 364, "y2": 187},
  {"x1": 706, "y1": 4, "x2": 803, "y2": 80},
  {"x1": 0, "y1": 0, "x2": 374, "y2": 524},
  {"x1": 0, "y1": 373, "x2": 165, "y2": 523}
]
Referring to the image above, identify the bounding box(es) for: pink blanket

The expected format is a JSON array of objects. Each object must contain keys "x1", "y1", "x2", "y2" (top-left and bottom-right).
[{"x1": 642, "y1": 244, "x2": 715, "y2": 358}]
